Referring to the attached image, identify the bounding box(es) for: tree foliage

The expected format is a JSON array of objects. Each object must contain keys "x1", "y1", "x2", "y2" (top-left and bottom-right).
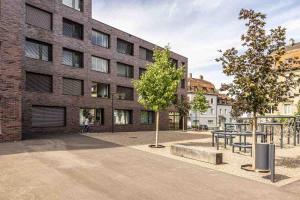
[
  {"x1": 191, "y1": 90, "x2": 209, "y2": 114},
  {"x1": 216, "y1": 9, "x2": 298, "y2": 116},
  {"x1": 175, "y1": 97, "x2": 191, "y2": 117},
  {"x1": 133, "y1": 46, "x2": 184, "y2": 112}
]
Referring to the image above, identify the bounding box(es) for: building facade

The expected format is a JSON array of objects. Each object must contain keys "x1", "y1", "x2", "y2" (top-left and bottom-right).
[
  {"x1": 187, "y1": 74, "x2": 232, "y2": 129},
  {"x1": 0, "y1": 0, "x2": 188, "y2": 142}
]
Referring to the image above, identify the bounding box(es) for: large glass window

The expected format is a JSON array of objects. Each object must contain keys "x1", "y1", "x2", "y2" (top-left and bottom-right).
[
  {"x1": 116, "y1": 86, "x2": 134, "y2": 101},
  {"x1": 92, "y1": 30, "x2": 109, "y2": 48},
  {"x1": 114, "y1": 110, "x2": 132, "y2": 125},
  {"x1": 62, "y1": 0, "x2": 83, "y2": 11},
  {"x1": 117, "y1": 63, "x2": 134, "y2": 78},
  {"x1": 91, "y1": 56, "x2": 109, "y2": 73},
  {"x1": 63, "y1": 48, "x2": 83, "y2": 68},
  {"x1": 141, "y1": 111, "x2": 154, "y2": 125},
  {"x1": 91, "y1": 82, "x2": 110, "y2": 98},
  {"x1": 63, "y1": 18, "x2": 83, "y2": 40},
  {"x1": 25, "y1": 39, "x2": 52, "y2": 61},
  {"x1": 80, "y1": 108, "x2": 104, "y2": 125},
  {"x1": 139, "y1": 47, "x2": 153, "y2": 62},
  {"x1": 117, "y1": 39, "x2": 133, "y2": 55}
]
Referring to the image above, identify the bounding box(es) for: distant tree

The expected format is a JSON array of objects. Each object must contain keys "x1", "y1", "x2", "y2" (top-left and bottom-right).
[
  {"x1": 295, "y1": 101, "x2": 300, "y2": 116},
  {"x1": 133, "y1": 46, "x2": 184, "y2": 147},
  {"x1": 216, "y1": 9, "x2": 298, "y2": 169},
  {"x1": 175, "y1": 97, "x2": 191, "y2": 132},
  {"x1": 191, "y1": 90, "x2": 209, "y2": 114}
]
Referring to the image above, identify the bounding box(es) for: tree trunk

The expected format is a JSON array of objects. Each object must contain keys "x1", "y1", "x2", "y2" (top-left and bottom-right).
[
  {"x1": 252, "y1": 112, "x2": 257, "y2": 170},
  {"x1": 182, "y1": 116, "x2": 185, "y2": 132},
  {"x1": 155, "y1": 111, "x2": 160, "y2": 147}
]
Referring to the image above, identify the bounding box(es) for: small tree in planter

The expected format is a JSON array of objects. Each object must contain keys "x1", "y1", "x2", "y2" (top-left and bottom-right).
[
  {"x1": 191, "y1": 90, "x2": 209, "y2": 129},
  {"x1": 133, "y1": 46, "x2": 184, "y2": 148},
  {"x1": 216, "y1": 9, "x2": 298, "y2": 170},
  {"x1": 175, "y1": 97, "x2": 191, "y2": 132}
]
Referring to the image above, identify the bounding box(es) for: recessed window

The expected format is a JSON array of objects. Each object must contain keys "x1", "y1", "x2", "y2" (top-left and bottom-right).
[
  {"x1": 114, "y1": 110, "x2": 132, "y2": 125},
  {"x1": 80, "y1": 108, "x2": 104, "y2": 126},
  {"x1": 26, "y1": 4, "x2": 52, "y2": 30},
  {"x1": 91, "y1": 56, "x2": 109, "y2": 73},
  {"x1": 25, "y1": 38, "x2": 52, "y2": 61},
  {"x1": 92, "y1": 30, "x2": 109, "y2": 48},
  {"x1": 181, "y1": 79, "x2": 185, "y2": 89},
  {"x1": 141, "y1": 111, "x2": 155, "y2": 125},
  {"x1": 116, "y1": 86, "x2": 134, "y2": 101},
  {"x1": 139, "y1": 47, "x2": 153, "y2": 62},
  {"x1": 26, "y1": 72, "x2": 52, "y2": 93},
  {"x1": 117, "y1": 38, "x2": 133, "y2": 56},
  {"x1": 139, "y1": 68, "x2": 147, "y2": 79},
  {"x1": 62, "y1": 0, "x2": 83, "y2": 11},
  {"x1": 63, "y1": 18, "x2": 83, "y2": 40},
  {"x1": 62, "y1": 48, "x2": 83, "y2": 68},
  {"x1": 91, "y1": 82, "x2": 110, "y2": 98},
  {"x1": 63, "y1": 78, "x2": 83, "y2": 96},
  {"x1": 117, "y1": 63, "x2": 134, "y2": 78},
  {"x1": 171, "y1": 58, "x2": 178, "y2": 68},
  {"x1": 32, "y1": 106, "x2": 66, "y2": 127}
]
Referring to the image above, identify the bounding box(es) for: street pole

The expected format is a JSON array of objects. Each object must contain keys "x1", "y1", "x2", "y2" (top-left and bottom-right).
[{"x1": 112, "y1": 93, "x2": 114, "y2": 133}]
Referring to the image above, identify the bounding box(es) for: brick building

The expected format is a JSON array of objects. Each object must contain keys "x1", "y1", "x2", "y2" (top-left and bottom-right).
[{"x1": 0, "y1": 0, "x2": 188, "y2": 142}]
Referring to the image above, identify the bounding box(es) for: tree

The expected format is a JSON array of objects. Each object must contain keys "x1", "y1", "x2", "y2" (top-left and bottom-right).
[
  {"x1": 191, "y1": 90, "x2": 209, "y2": 127},
  {"x1": 216, "y1": 9, "x2": 297, "y2": 170},
  {"x1": 175, "y1": 97, "x2": 191, "y2": 132},
  {"x1": 133, "y1": 46, "x2": 184, "y2": 147}
]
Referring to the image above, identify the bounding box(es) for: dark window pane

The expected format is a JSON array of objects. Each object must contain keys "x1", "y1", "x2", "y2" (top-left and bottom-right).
[
  {"x1": 141, "y1": 111, "x2": 154, "y2": 125},
  {"x1": 116, "y1": 86, "x2": 134, "y2": 101},
  {"x1": 139, "y1": 68, "x2": 147, "y2": 79},
  {"x1": 117, "y1": 63, "x2": 134, "y2": 78},
  {"x1": 25, "y1": 39, "x2": 52, "y2": 61},
  {"x1": 63, "y1": 0, "x2": 83, "y2": 11},
  {"x1": 92, "y1": 30, "x2": 109, "y2": 48},
  {"x1": 63, "y1": 19, "x2": 83, "y2": 40},
  {"x1": 26, "y1": 72, "x2": 52, "y2": 93},
  {"x1": 32, "y1": 106, "x2": 65, "y2": 127},
  {"x1": 26, "y1": 5, "x2": 52, "y2": 30},
  {"x1": 139, "y1": 47, "x2": 153, "y2": 62},
  {"x1": 63, "y1": 48, "x2": 83, "y2": 68},
  {"x1": 91, "y1": 82, "x2": 110, "y2": 98},
  {"x1": 117, "y1": 39, "x2": 133, "y2": 55}
]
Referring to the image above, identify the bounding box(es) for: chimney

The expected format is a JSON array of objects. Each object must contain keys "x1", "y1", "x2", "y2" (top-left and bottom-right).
[
  {"x1": 189, "y1": 73, "x2": 192, "y2": 78},
  {"x1": 200, "y1": 75, "x2": 203, "y2": 80}
]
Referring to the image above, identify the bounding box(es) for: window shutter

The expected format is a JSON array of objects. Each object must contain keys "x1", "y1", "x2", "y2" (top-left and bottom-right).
[
  {"x1": 26, "y1": 72, "x2": 52, "y2": 93},
  {"x1": 63, "y1": 78, "x2": 83, "y2": 96},
  {"x1": 32, "y1": 106, "x2": 65, "y2": 127},
  {"x1": 26, "y1": 5, "x2": 52, "y2": 30}
]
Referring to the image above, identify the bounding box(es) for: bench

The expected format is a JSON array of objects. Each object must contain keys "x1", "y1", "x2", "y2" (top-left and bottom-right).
[
  {"x1": 171, "y1": 144, "x2": 223, "y2": 165},
  {"x1": 232, "y1": 143, "x2": 252, "y2": 156}
]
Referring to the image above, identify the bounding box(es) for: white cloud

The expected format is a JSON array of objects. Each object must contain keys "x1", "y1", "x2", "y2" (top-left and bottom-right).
[{"x1": 92, "y1": 0, "x2": 300, "y2": 88}]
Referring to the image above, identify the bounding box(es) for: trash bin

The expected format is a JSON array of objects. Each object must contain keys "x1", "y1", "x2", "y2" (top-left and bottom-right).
[{"x1": 256, "y1": 143, "x2": 270, "y2": 171}]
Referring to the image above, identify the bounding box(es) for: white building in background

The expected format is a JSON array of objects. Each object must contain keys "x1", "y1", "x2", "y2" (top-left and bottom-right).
[{"x1": 187, "y1": 74, "x2": 233, "y2": 129}]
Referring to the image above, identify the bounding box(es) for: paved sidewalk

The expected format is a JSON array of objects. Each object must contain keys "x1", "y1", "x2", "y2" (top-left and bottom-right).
[{"x1": 0, "y1": 133, "x2": 299, "y2": 200}]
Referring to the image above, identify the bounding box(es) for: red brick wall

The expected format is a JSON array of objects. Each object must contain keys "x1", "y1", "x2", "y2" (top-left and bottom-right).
[{"x1": 0, "y1": 0, "x2": 24, "y2": 142}]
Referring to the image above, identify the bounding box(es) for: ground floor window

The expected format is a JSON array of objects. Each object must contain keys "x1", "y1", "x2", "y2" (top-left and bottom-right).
[
  {"x1": 80, "y1": 108, "x2": 104, "y2": 125},
  {"x1": 141, "y1": 111, "x2": 155, "y2": 125},
  {"x1": 284, "y1": 104, "x2": 292, "y2": 115},
  {"x1": 208, "y1": 120, "x2": 214, "y2": 124},
  {"x1": 32, "y1": 106, "x2": 66, "y2": 127},
  {"x1": 169, "y1": 112, "x2": 180, "y2": 130},
  {"x1": 114, "y1": 110, "x2": 132, "y2": 125}
]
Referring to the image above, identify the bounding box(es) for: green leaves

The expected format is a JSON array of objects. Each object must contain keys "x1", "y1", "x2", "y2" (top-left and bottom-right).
[
  {"x1": 133, "y1": 46, "x2": 184, "y2": 112},
  {"x1": 216, "y1": 9, "x2": 297, "y2": 116},
  {"x1": 191, "y1": 90, "x2": 209, "y2": 114}
]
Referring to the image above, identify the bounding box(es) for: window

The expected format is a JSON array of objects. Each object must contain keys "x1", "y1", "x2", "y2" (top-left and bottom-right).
[
  {"x1": 139, "y1": 47, "x2": 153, "y2": 62},
  {"x1": 211, "y1": 98, "x2": 213, "y2": 104},
  {"x1": 80, "y1": 108, "x2": 104, "y2": 125},
  {"x1": 171, "y1": 58, "x2": 178, "y2": 68},
  {"x1": 63, "y1": 78, "x2": 83, "y2": 96},
  {"x1": 210, "y1": 108, "x2": 214, "y2": 115},
  {"x1": 26, "y1": 5, "x2": 52, "y2": 30},
  {"x1": 91, "y1": 82, "x2": 110, "y2": 98},
  {"x1": 25, "y1": 39, "x2": 52, "y2": 61},
  {"x1": 139, "y1": 68, "x2": 146, "y2": 78},
  {"x1": 63, "y1": 18, "x2": 83, "y2": 40},
  {"x1": 26, "y1": 72, "x2": 52, "y2": 93},
  {"x1": 114, "y1": 110, "x2": 132, "y2": 125},
  {"x1": 117, "y1": 63, "x2": 134, "y2": 78},
  {"x1": 219, "y1": 109, "x2": 222, "y2": 114},
  {"x1": 172, "y1": 94, "x2": 178, "y2": 104},
  {"x1": 141, "y1": 111, "x2": 154, "y2": 125},
  {"x1": 91, "y1": 56, "x2": 109, "y2": 73},
  {"x1": 116, "y1": 86, "x2": 134, "y2": 100},
  {"x1": 117, "y1": 39, "x2": 133, "y2": 55},
  {"x1": 32, "y1": 106, "x2": 66, "y2": 127},
  {"x1": 208, "y1": 120, "x2": 214, "y2": 125},
  {"x1": 284, "y1": 104, "x2": 292, "y2": 115},
  {"x1": 62, "y1": 0, "x2": 83, "y2": 11},
  {"x1": 92, "y1": 30, "x2": 109, "y2": 48},
  {"x1": 181, "y1": 79, "x2": 185, "y2": 89},
  {"x1": 225, "y1": 109, "x2": 227, "y2": 115},
  {"x1": 63, "y1": 48, "x2": 83, "y2": 68}
]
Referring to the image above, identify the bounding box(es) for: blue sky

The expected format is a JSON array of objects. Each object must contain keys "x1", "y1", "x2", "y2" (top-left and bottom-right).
[{"x1": 92, "y1": 0, "x2": 300, "y2": 88}]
